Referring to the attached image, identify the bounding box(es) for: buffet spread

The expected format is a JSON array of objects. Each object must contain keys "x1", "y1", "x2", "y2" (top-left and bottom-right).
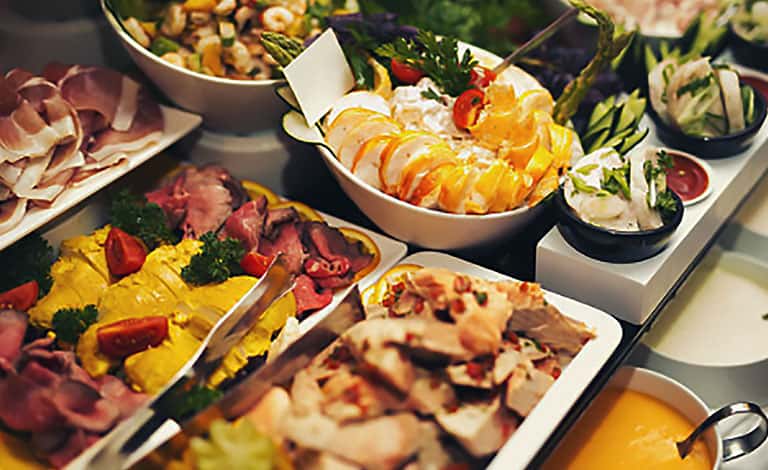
[{"x1": 1, "y1": 0, "x2": 767, "y2": 469}]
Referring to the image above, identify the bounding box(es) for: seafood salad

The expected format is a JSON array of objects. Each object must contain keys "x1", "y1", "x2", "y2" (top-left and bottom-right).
[
  {"x1": 648, "y1": 56, "x2": 757, "y2": 137},
  {"x1": 150, "y1": 267, "x2": 595, "y2": 469},
  {"x1": 564, "y1": 147, "x2": 679, "y2": 231},
  {"x1": 323, "y1": 32, "x2": 581, "y2": 215},
  {"x1": 121, "y1": 0, "x2": 341, "y2": 80},
  {"x1": 584, "y1": 0, "x2": 721, "y2": 36}
]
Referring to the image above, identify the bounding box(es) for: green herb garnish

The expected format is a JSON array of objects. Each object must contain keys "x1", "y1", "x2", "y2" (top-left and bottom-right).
[
  {"x1": 601, "y1": 165, "x2": 631, "y2": 199},
  {"x1": 676, "y1": 73, "x2": 714, "y2": 98},
  {"x1": 569, "y1": 174, "x2": 599, "y2": 194},
  {"x1": 181, "y1": 233, "x2": 245, "y2": 285},
  {"x1": 654, "y1": 190, "x2": 678, "y2": 219},
  {"x1": 576, "y1": 164, "x2": 599, "y2": 175},
  {"x1": 0, "y1": 233, "x2": 54, "y2": 298},
  {"x1": 421, "y1": 87, "x2": 442, "y2": 101},
  {"x1": 375, "y1": 30, "x2": 476, "y2": 97},
  {"x1": 52, "y1": 305, "x2": 98, "y2": 344},
  {"x1": 110, "y1": 190, "x2": 177, "y2": 250},
  {"x1": 473, "y1": 291, "x2": 488, "y2": 306}
]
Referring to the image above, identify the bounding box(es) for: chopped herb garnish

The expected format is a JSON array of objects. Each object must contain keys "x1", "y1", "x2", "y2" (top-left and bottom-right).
[
  {"x1": 576, "y1": 164, "x2": 599, "y2": 175},
  {"x1": 601, "y1": 165, "x2": 631, "y2": 199},
  {"x1": 110, "y1": 190, "x2": 177, "y2": 250},
  {"x1": 421, "y1": 87, "x2": 442, "y2": 102},
  {"x1": 654, "y1": 190, "x2": 678, "y2": 219},
  {"x1": 166, "y1": 385, "x2": 223, "y2": 420},
  {"x1": 181, "y1": 233, "x2": 246, "y2": 285},
  {"x1": 569, "y1": 174, "x2": 598, "y2": 194},
  {"x1": 52, "y1": 305, "x2": 98, "y2": 344},
  {"x1": 473, "y1": 291, "x2": 488, "y2": 306},
  {"x1": 676, "y1": 73, "x2": 714, "y2": 98},
  {"x1": 0, "y1": 233, "x2": 54, "y2": 297}
]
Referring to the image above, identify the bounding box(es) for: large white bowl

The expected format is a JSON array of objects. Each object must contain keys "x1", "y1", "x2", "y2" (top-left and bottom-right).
[{"x1": 101, "y1": 0, "x2": 287, "y2": 133}]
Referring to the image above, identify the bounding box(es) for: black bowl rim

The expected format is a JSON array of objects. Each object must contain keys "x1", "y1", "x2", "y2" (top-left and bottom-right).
[
  {"x1": 729, "y1": 19, "x2": 768, "y2": 49},
  {"x1": 648, "y1": 82, "x2": 768, "y2": 144},
  {"x1": 555, "y1": 187, "x2": 685, "y2": 239}
]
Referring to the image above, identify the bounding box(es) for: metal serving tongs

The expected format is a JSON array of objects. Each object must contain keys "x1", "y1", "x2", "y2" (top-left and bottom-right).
[
  {"x1": 76, "y1": 255, "x2": 295, "y2": 470},
  {"x1": 137, "y1": 287, "x2": 366, "y2": 467}
]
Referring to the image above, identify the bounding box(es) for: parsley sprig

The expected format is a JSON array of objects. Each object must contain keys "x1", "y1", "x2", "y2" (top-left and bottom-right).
[
  {"x1": 52, "y1": 305, "x2": 98, "y2": 344},
  {"x1": 375, "y1": 30, "x2": 477, "y2": 97},
  {"x1": 181, "y1": 233, "x2": 246, "y2": 285},
  {"x1": 110, "y1": 190, "x2": 177, "y2": 250}
]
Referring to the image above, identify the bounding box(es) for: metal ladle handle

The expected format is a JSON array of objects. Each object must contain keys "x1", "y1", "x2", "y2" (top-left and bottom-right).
[{"x1": 676, "y1": 402, "x2": 768, "y2": 462}]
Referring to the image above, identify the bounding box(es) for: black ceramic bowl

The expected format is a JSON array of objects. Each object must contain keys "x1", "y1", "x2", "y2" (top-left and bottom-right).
[
  {"x1": 730, "y1": 25, "x2": 768, "y2": 73},
  {"x1": 647, "y1": 84, "x2": 768, "y2": 159},
  {"x1": 555, "y1": 188, "x2": 684, "y2": 263}
]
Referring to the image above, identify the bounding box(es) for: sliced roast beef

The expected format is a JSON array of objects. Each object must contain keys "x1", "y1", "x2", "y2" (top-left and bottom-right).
[
  {"x1": 220, "y1": 196, "x2": 267, "y2": 252},
  {"x1": 45, "y1": 429, "x2": 100, "y2": 469},
  {"x1": 96, "y1": 375, "x2": 148, "y2": 418},
  {"x1": 145, "y1": 170, "x2": 188, "y2": 228},
  {"x1": 304, "y1": 222, "x2": 373, "y2": 274},
  {"x1": 293, "y1": 274, "x2": 333, "y2": 317},
  {"x1": 0, "y1": 310, "x2": 27, "y2": 365},
  {"x1": 259, "y1": 222, "x2": 306, "y2": 274},
  {"x1": 264, "y1": 206, "x2": 299, "y2": 238}
]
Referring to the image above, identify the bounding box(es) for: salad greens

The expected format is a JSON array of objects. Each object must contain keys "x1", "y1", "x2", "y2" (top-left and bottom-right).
[
  {"x1": 52, "y1": 305, "x2": 99, "y2": 344},
  {"x1": 181, "y1": 233, "x2": 246, "y2": 285}
]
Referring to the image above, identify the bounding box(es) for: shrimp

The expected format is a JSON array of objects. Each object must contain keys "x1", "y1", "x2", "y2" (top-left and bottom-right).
[
  {"x1": 189, "y1": 11, "x2": 212, "y2": 25},
  {"x1": 213, "y1": 0, "x2": 236, "y2": 16},
  {"x1": 161, "y1": 3, "x2": 187, "y2": 37},
  {"x1": 124, "y1": 17, "x2": 150, "y2": 48},
  {"x1": 223, "y1": 41, "x2": 255, "y2": 74},
  {"x1": 161, "y1": 52, "x2": 185, "y2": 68},
  {"x1": 261, "y1": 6, "x2": 295, "y2": 33},
  {"x1": 234, "y1": 6, "x2": 256, "y2": 32}
]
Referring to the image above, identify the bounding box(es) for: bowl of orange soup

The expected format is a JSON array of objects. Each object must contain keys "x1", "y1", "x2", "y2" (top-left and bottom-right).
[{"x1": 544, "y1": 366, "x2": 768, "y2": 470}]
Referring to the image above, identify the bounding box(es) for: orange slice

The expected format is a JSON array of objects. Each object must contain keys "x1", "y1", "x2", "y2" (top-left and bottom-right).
[
  {"x1": 269, "y1": 201, "x2": 323, "y2": 222},
  {"x1": 491, "y1": 167, "x2": 525, "y2": 212},
  {"x1": 361, "y1": 263, "x2": 423, "y2": 306},
  {"x1": 524, "y1": 145, "x2": 555, "y2": 186},
  {"x1": 438, "y1": 165, "x2": 473, "y2": 213},
  {"x1": 338, "y1": 227, "x2": 381, "y2": 282},
  {"x1": 528, "y1": 165, "x2": 559, "y2": 207},
  {"x1": 517, "y1": 89, "x2": 555, "y2": 117},
  {"x1": 242, "y1": 181, "x2": 280, "y2": 206}
]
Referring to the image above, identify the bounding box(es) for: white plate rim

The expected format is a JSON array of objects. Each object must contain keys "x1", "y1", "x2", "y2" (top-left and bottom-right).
[{"x1": 399, "y1": 251, "x2": 623, "y2": 470}]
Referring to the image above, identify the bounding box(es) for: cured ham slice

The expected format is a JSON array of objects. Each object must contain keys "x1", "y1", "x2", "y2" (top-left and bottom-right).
[
  {"x1": 86, "y1": 91, "x2": 163, "y2": 161},
  {"x1": 58, "y1": 65, "x2": 125, "y2": 125}
]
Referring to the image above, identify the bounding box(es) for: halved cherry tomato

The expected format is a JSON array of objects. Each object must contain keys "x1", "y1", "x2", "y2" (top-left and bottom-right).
[
  {"x1": 453, "y1": 88, "x2": 486, "y2": 129},
  {"x1": 470, "y1": 66, "x2": 497, "y2": 88},
  {"x1": 105, "y1": 227, "x2": 147, "y2": 277},
  {"x1": 390, "y1": 59, "x2": 424, "y2": 85},
  {"x1": 0, "y1": 281, "x2": 38, "y2": 311},
  {"x1": 241, "y1": 252, "x2": 273, "y2": 277},
  {"x1": 97, "y1": 316, "x2": 169, "y2": 359}
]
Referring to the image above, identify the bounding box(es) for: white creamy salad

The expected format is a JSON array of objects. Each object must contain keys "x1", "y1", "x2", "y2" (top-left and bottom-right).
[{"x1": 565, "y1": 147, "x2": 676, "y2": 231}]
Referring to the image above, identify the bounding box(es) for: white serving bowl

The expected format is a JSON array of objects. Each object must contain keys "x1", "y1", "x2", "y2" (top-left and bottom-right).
[{"x1": 100, "y1": 0, "x2": 287, "y2": 134}]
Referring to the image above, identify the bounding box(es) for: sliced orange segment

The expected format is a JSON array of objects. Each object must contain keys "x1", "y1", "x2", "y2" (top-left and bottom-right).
[
  {"x1": 524, "y1": 145, "x2": 555, "y2": 186},
  {"x1": 549, "y1": 124, "x2": 575, "y2": 170},
  {"x1": 338, "y1": 227, "x2": 381, "y2": 282},
  {"x1": 528, "y1": 165, "x2": 559, "y2": 207},
  {"x1": 491, "y1": 166, "x2": 524, "y2": 212},
  {"x1": 517, "y1": 89, "x2": 555, "y2": 117},
  {"x1": 269, "y1": 201, "x2": 323, "y2": 222},
  {"x1": 485, "y1": 82, "x2": 517, "y2": 112},
  {"x1": 242, "y1": 181, "x2": 280, "y2": 206},
  {"x1": 499, "y1": 133, "x2": 539, "y2": 170},
  {"x1": 438, "y1": 165, "x2": 472, "y2": 213},
  {"x1": 361, "y1": 263, "x2": 423, "y2": 306}
]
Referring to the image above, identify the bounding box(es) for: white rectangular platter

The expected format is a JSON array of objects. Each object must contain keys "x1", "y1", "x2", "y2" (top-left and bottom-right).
[
  {"x1": 63, "y1": 191, "x2": 407, "y2": 470},
  {"x1": 537, "y1": 112, "x2": 768, "y2": 325},
  {"x1": 0, "y1": 105, "x2": 202, "y2": 252},
  {"x1": 398, "y1": 251, "x2": 623, "y2": 470}
]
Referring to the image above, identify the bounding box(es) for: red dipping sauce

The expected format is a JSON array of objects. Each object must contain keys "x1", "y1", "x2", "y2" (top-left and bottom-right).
[
  {"x1": 665, "y1": 151, "x2": 710, "y2": 203},
  {"x1": 740, "y1": 76, "x2": 768, "y2": 101}
]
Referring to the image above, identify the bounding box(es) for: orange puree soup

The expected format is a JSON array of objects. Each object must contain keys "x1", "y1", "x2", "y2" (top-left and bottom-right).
[{"x1": 544, "y1": 387, "x2": 712, "y2": 470}]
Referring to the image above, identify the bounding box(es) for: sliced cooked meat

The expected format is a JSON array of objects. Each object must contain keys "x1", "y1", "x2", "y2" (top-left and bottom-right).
[
  {"x1": 294, "y1": 451, "x2": 361, "y2": 470},
  {"x1": 0, "y1": 310, "x2": 27, "y2": 365},
  {"x1": 264, "y1": 206, "x2": 299, "y2": 238},
  {"x1": 492, "y1": 350, "x2": 523, "y2": 385},
  {"x1": 321, "y1": 369, "x2": 402, "y2": 422},
  {"x1": 314, "y1": 272, "x2": 355, "y2": 290},
  {"x1": 244, "y1": 386, "x2": 292, "y2": 435},
  {"x1": 505, "y1": 367, "x2": 554, "y2": 418},
  {"x1": 259, "y1": 223, "x2": 307, "y2": 274},
  {"x1": 406, "y1": 368, "x2": 456, "y2": 415},
  {"x1": 305, "y1": 222, "x2": 373, "y2": 274},
  {"x1": 507, "y1": 305, "x2": 594, "y2": 355},
  {"x1": 292, "y1": 274, "x2": 333, "y2": 317},
  {"x1": 291, "y1": 370, "x2": 324, "y2": 417},
  {"x1": 354, "y1": 344, "x2": 415, "y2": 394},
  {"x1": 327, "y1": 413, "x2": 421, "y2": 469},
  {"x1": 145, "y1": 170, "x2": 188, "y2": 228},
  {"x1": 220, "y1": 196, "x2": 267, "y2": 252},
  {"x1": 180, "y1": 167, "x2": 236, "y2": 238},
  {"x1": 446, "y1": 361, "x2": 494, "y2": 390},
  {"x1": 435, "y1": 396, "x2": 518, "y2": 457},
  {"x1": 51, "y1": 380, "x2": 120, "y2": 433},
  {"x1": 45, "y1": 429, "x2": 100, "y2": 469}
]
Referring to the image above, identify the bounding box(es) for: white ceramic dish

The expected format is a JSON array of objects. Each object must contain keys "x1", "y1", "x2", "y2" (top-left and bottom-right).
[
  {"x1": 0, "y1": 105, "x2": 201, "y2": 252},
  {"x1": 56, "y1": 183, "x2": 407, "y2": 470},
  {"x1": 279, "y1": 41, "x2": 555, "y2": 250},
  {"x1": 386, "y1": 251, "x2": 623, "y2": 470},
  {"x1": 100, "y1": 0, "x2": 287, "y2": 134}
]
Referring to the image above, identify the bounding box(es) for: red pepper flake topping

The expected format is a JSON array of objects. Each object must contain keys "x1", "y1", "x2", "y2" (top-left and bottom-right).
[
  {"x1": 405, "y1": 332, "x2": 417, "y2": 343},
  {"x1": 450, "y1": 298, "x2": 465, "y2": 314},
  {"x1": 552, "y1": 367, "x2": 562, "y2": 379},
  {"x1": 465, "y1": 362, "x2": 485, "y2": 380},
  {"x1": 520, "y1": 281, "x2": 530, "y2": 293},
  {"x1": 382, "y1": 294, "x2": 395, "y2": 308},
  {"x1": 413, "y1": 297, "x2": 425, "y2": 314},
  {"x1": 392, "y1": 282, "x2": 405, "y2": 294},
  {"x1": 453, "y1": 275, "x2": 471, "y2": 293}
]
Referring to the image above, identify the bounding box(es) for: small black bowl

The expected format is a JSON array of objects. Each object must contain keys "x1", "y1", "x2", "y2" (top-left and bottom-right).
[
  {"x1": 554, "y1": 188, "x2": 684, "y2": 263},
  {"x1": 647, "y1": 84, "x2": 768, "y2": 159},
  {"x1": 729, "y1": 25, "x2": 768, "y2": 73}
]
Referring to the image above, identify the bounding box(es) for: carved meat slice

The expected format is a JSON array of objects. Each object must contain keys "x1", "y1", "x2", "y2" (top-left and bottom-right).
[
  {"x1": 435, "y1": 396, "x2": 518, "y2": 457},
  {"x1": 505, "y1": 367, "x2": 554, "y2": 418}
]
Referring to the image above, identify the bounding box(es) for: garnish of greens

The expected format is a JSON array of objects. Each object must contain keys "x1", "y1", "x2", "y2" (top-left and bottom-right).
[
  {"x1": 110, "y1": 190, "x2": 177, "y2": 250},
  {"x1": 552, "y1": 0, "x2": 634, "y2": 126},
  {"x1": 582, "y1": 90, "x2": 648, "y2": 155},
  {"x1": 190, "y1": 418, "x2": 278, "y2": 470},
  {"x1": 181, "y1": 232, "x2": 245, "y2": 285},
  {"x1": 647, "y1": 150, "x2": 677, "y2": 219},
  {"x1": 166, "y1": 385, "x2": 223, "y2": 421},
  {"x1": 375, "y1": 30, "x2": 477, "y2": 96},
  {"x1": 0, "y1": 233, "x2": 54, "y2": 298},
  {"x1": 52, "y1": 305, "x2": 99, "y2": 344}
]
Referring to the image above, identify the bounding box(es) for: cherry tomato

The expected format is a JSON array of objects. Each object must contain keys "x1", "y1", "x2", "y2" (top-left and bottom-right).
[
  {"x1": 97, "y1": 316, "x2": 169, "y2": 359},
  {"x1": 470, "y1": 66, "x2": 497, "y2": 88},
  {"x1": 241, "y1": 252, "x2": 273, "y2": 277},
  {"x1": 0, "y1": 281, "x2": 38, "y2": 311},
  {"x1": 105, "y1": 227, "x2": 147, "y2": 277},
  {"x1": 390, "y1": 59, "x2": 424, "y2": 85},
  {"x1": 453, "y1": 88, "x2": 486, "y2": 129}
]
